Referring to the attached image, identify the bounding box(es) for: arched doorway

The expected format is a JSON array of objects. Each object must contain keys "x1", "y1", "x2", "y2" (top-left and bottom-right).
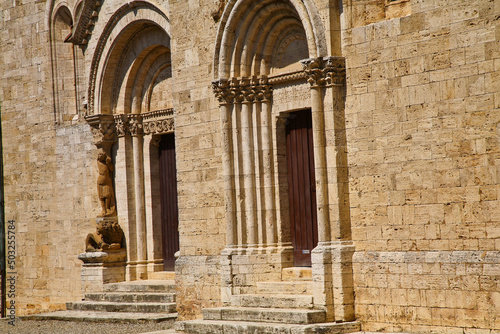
[
  {"x1": 212, "y1": 0, "x2": 354, "y2": 322},
  {"x1": 88, "y1": 3, "x2": 177, "y2": 279}
]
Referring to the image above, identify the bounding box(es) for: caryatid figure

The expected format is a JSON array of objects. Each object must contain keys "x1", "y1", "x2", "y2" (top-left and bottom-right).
[{"x1": 97, "y1": 149, "x2": 116, "y2": 217}]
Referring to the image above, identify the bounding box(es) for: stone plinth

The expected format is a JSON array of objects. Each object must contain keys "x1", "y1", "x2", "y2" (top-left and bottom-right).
[{"x1": 78, "y1": 249, "x2": 127, "y2": 294}]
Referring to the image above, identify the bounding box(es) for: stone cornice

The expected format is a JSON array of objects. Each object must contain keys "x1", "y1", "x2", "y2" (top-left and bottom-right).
[
  {"x1": 268, "y1": 71, "x2": 307, "y2": 85},
  {"x1": 65, "y1": 0, "x2": 102, "y2": 45}
]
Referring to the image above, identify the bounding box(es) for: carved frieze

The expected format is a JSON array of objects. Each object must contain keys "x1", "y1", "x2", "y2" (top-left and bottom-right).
[
  {"x1": 110, "y1": 109, "x2": 175, "y2": 137},
  {"x1": 143, "y1": 109, "x2": 175, "y2": 135}
]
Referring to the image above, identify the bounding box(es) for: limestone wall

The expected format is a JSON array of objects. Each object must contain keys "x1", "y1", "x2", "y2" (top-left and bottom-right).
[
  {"x1": 344, "y1": 0, "x2": 500, "y2": 331},
  {"x1": 168, "y1": 0, "x2": 226, "y2": 319},
  {"x1": 0, "y1": 0, "x2": 101, "y2": 316}
]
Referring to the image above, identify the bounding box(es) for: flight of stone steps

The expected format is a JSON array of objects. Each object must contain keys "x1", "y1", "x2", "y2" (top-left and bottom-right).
[
  {"x1": 175, "y1": 267, "x2": 361, "y2": 334},
  {"x1": 26, "y1": 272, "x2": 177, "y2": 324}
]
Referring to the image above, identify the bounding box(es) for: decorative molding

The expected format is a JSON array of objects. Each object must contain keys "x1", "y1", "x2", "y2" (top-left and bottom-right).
[
  {"x1": 112, "y1": 109, "x2": 175, "y2": 137},
  {"x1": 301, "y1": 56, "x2": 346, "y2": 87},
  {"x1": 87, "y1": 2, "x2": 170, "y2": 115},
  {"x1": 65, "y1": 0, "x2": 102, "y2": 45},
  {"x1": 143, "y1": 109, "x2": 175, "y2": 135},
  {"x1": 268, "y1": 71, "x2": 307, "y2": 85}
]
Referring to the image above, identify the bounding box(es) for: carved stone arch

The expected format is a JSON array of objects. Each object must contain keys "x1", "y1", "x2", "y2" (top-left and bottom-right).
[
  {"x1": 212, "y1": 0, "x2": 353, "y2": 323},
  {"x1": 87, "y1": 1, "x2": 170, "y2": 115},
  {"x1": 214, "y1": 0, "x2": 327, "y2": 79}
]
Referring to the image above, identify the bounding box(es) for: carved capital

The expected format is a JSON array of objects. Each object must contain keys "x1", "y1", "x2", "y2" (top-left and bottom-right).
[
  {"x1": 213, "y1": 79, "x2": 234, "y2": 104},
  {"x1": 324, "y1": 57, "x2": 346, "y2": 87},
  {"x1": 256, "y1": 76, "x2": 273, "y2": 102},
  {"x1": 301, "y1": 57, "x2": 346, "y2": 88},
  {"x1": 127, "y1": 114, "x2": 143, "y2": 137},
  {"x1": 114, "y1": 114, "x2": 128, "y2": 137},
  {"x1": 213, "y1": 76, "x2": 273, "y2": 104}
]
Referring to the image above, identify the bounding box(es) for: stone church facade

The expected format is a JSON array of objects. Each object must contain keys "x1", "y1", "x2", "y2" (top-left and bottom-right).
[{"x1": 0, "y1": 0, "x2": 499, "y2": 332}]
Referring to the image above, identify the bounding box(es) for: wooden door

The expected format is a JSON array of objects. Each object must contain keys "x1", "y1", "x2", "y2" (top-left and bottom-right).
[
  {"x1": 158, "y1": 134, "x2": 179, "y2": 271},
  {"x1": 286, "y1": 110, "x2": 318, "y2": 267}
]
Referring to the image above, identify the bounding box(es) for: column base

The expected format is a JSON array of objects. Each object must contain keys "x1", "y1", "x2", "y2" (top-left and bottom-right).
[
  {"x1": 311, "y1": 241, "x2": 355, "y2": 322},
  {"x1": 78, "y1": 249, "x2": 127, "y2": 294}
]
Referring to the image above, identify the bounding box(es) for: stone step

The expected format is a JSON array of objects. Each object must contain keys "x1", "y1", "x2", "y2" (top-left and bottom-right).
[
  {"x1": 104, "y1": 280, "x2": 176, "y2": 293},
  {"x1": 24, "y1": 310, "x2": 177, "y2": 324},
  {"x1": 257, "y1": 281, "x2": 313, "y2": 295},
  {"x1": 282, "y1": 267, "x2": 313, "y2": 281},
  {"x1": 149, "y1": 271, "x2": 176, "y2": 280},
  {"x1": 231, "y1": 294, "x2": 314, "y2": 309},
  {"x1": 66, "y1": 300, "x2": 177, "y2": 313},
  {"x1": 85, "y1": 292, "x2": 176, "y2": 303},
  {"x1": 176, "y1": 319, "x2": 361, "y2": 334},
  {"x1": 203, "y1": 307, "x2": 325, "y2": 324}
]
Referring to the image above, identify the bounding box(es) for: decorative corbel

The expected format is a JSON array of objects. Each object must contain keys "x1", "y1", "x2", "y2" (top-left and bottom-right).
[{"x1": 85, "y1": 114, "x2": 117, "y2": 157}]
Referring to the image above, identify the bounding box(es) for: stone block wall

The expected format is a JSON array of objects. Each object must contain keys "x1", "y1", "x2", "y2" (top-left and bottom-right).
[
  {"x1": 344, "y1": 0, "x2": 500, "y2": 331},
  {"x1": 0, "y1": 0, "x2": 100, "y2": 315},
  {"x1": 169, "y1": 0, "x2": 226, "y2": 319}
]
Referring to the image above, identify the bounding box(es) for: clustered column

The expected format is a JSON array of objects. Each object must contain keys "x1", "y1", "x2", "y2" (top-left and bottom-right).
[{"x1": 213, "y1": 77, "x2": 276, "y2": 252}]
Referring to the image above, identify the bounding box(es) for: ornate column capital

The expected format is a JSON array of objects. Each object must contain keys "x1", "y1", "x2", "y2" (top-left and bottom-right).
[
  {"x1": 301, "y1": 56, "x2": 346, "y2": 88},
  {"x1": 213, "y1": 76, "x2": 273, "y2": 105},
  {"x1": 213, "y1": 79, "x2": 235, "y2": 105},
  {"x1": 114, "y1": 114, "x2": 128, "y2": 138},
  {"x1": 127, "y1": 114, "x2": 144, "y2": 137}
]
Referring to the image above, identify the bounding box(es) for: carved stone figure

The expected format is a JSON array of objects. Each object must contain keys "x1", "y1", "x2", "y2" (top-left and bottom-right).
[
  {"x1": 85, "y1": 219, "x2": 124, "y2": 252},
  {"x1": 97, "y1": 149, "x2": 116, "y2": 217}
]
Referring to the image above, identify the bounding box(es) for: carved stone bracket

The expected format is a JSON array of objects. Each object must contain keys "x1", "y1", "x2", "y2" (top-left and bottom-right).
[
  {"x1": 212, "y1": 76, "x2": 273, "y2": 105},
  {"x1": 65, "y1": 0, "x2": 102, "y2": 45},
  {"x1": 301, "y1": 56, "x2": 346, "y2": 88},
  {"x1": 85, "y1": 114, "x2": 117, "y2": 156}
]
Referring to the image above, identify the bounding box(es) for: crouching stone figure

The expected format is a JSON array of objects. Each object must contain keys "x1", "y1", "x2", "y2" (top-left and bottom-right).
[{"x1": 85, "y1": 219, "x2": 124, "y2": 252}]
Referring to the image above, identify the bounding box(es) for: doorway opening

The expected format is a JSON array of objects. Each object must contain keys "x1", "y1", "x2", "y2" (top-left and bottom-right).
[
  {"x1": 158, "y1": 133, "x2": 179, "y2": 271},
  {"x1": 286, "y1": 110, "x2": 318, "y2": 267}
]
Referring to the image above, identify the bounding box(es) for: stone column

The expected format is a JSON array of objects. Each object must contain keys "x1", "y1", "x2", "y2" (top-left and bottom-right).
[
  {"x1": 301, "y1": 58, "x2": 330, "y2": 244},
  {"x1": 240, "y1": 78, "x2": 258, "y2": 249},
  {"x1": 129, "y1": 114, "x2": 148, "y2": 279},
  {"x1": 301, "y1": 57, "x2": 355, "y2": 322},
  {"x1": 258, "y1": 78, "x2": 277, "y2": 248},
  {"x1": 213, "y1": 80, "x2": 237, "y2": 249}
]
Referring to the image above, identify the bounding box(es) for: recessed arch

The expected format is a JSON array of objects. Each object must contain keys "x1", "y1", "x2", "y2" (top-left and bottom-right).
[
  {"x1": 50, "y1": 3, "x2": 78, "y2": 123},
  {"x1": 88, "y1": 1, "x2": 170, "y2": 115},
  {"x1": 213, "y1": 0, "x2": 327, "y2": 79}
]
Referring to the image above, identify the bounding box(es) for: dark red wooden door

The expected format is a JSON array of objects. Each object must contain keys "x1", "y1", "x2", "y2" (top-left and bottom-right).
[
  {"x1": 286, "y1": 110, "x2": 318, "y2": 267},
  {"x1": 159, "y1": 134, "x2": 179, "y2": 271}
]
